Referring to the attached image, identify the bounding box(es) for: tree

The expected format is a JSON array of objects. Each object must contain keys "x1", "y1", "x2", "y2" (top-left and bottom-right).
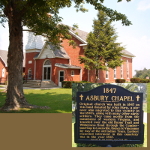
[
  {"x1": 0, "y1": 0, "x2": 132, "y2": 111},
  {"x1": 134, "y1": 68, "x2": 150, "y2": 79},
  {"x1": 79, "y1": 10, "x2": 124, "y2": 82}
]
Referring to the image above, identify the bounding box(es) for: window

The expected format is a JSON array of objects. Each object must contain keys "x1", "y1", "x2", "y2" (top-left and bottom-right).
[
  {"x1": 127, "y1": 60, "x2": 129, "y2": 79},
  {"x1": 44, "y1": 60, "x2": 51, "y2": 65},
  {"x1": 28, "y1": 69, "x2": 32, "y2": 79},
  {"x1": 121, "y1": 64, "x2": 123, "y2": 79},
  {"x1": 28, "y1": 61, "x2": 32, "y2": 64},
  {"x1": 2, "y1": 68, "x2": 5, "y2": 77},
  {"x1": 105, "y1": 63, "x2": 109, "y2": 79},
  {"x1": 114, "y1": 68, "x2": 116, "y2": 79},
  {"x1": 71, "y1": 70, "x2": 74, "y2": 76}
]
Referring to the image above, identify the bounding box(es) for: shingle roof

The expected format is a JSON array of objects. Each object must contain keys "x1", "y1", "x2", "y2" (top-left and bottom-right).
[
  {"x1": 69, "y1": 27, "x2": 88, "y2": 42},
  {"x1": 49, "y1": 44, "x2": 70, "y2": 59},
  {"x1": 0, "y1": 50, "x2": 26, "y2": 67},
  {"x1": 55, "y1": 63, "x2": 81, "y2": 69}
]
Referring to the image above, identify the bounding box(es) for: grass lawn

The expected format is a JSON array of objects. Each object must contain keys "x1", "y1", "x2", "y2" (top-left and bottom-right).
[
  {"x1": 0, "y1": 88, "x2": 72, "y2": 113},
  {"x1": 147, "y1": 83, "x2": 150, "y2": 113},
  {"x1": 72, "y1": 116, "x2": 147, "y2": 147}
]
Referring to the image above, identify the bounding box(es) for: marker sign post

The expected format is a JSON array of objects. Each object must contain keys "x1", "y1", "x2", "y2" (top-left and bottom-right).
[{"x1": 74, "y1": 84, "x2": 144, "y2": 147}]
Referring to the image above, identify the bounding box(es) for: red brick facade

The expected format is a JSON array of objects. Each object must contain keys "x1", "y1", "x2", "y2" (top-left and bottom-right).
[
  {"x1": 25, "y1": 33, "x2": 134, "y2": 86},
  {"x1": 0, "y1": 58, "x2": 8, "y2": 84}
]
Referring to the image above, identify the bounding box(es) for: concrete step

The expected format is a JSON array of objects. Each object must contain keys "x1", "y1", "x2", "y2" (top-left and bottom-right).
[{"x1": 23, "y1": 80, "x2": 57, "y2": 88}]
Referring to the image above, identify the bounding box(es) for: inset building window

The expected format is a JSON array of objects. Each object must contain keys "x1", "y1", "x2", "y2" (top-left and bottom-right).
[
  {"x1": 105, "y1": 63, "x2": 109, "y2": 79},
  {"x1": 28, "y1": 61, "x2": 32, "y2": 64},
  {"x1": 114, "y1": 68, "x2": 116, "y2": 79},
  {"x1": 71, "y1": 70, "x2": 74, "y2": 76},
  {"x1": 2, "y1": 68, "x2": 5, "y2": 77},
  {"x1": 127, "y1": 60, "x2": 129, "y2": 79},
  {"x1": 121, "y1": 64, "x2": 123, "y2": 79}
]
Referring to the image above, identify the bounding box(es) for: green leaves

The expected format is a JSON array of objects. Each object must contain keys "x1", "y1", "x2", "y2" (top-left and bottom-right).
[{"x1": 80, "y1": 10, "x2": 124, "y2": 73}]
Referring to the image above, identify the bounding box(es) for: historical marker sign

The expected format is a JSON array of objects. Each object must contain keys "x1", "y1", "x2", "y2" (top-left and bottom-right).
[{"x1": 74, "y1": 84, "x2": 144, "y2": 146}]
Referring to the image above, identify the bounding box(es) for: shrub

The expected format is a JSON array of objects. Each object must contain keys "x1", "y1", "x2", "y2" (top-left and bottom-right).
[
  {"x1": 130, "y1": 78, "x2": 141, "y2": 83},
  {"x1": 140, "y1": 79, "x2": 150, "y2": 83},
  {"x1": 115, "y1": 79, "x2": 126, "y2": 83},
  {"x1": 62, "y1": 81, "x2": 91, "y2": 88}
]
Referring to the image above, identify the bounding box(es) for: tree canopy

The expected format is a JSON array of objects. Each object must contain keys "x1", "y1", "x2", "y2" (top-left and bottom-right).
[
  {"x1": 0, "y1": 0, "x2": 132, "y2": 111},
  {"x1": 134, "y1": 68, "x2": 150, "y2": 79}
]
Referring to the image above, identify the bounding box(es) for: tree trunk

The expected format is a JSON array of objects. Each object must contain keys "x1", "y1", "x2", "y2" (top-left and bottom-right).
[
  {"x1": 1, "y1": 2, "x2": 49, "y2": 111},
  {"x1": 0, "y1": 3, "x2": 27, "y2": 111}
]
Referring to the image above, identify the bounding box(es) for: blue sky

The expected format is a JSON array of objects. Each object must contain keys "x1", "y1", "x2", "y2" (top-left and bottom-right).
[{"x1": 0, "y1": 0, "x2": 150, "y2": 75}]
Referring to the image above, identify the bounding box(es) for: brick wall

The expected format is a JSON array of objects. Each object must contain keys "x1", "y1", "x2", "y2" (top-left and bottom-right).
[{"x1": 0, "y1": 59, "x2": 8, "y2": 84}]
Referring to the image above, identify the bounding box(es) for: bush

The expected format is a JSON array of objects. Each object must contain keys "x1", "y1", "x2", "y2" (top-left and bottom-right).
[
  {"x1": 130, "y1": 78, "x2": 141, "y2": 83},
  {"x1": 62, "y1": 81, "x2": 91, "y2": 88},
  {"x1": 115, "y1": 79, "x2": 126, "y2": 83},
  {"x1": 140, "y1": 79, "x2": 150, "y2": 83}
]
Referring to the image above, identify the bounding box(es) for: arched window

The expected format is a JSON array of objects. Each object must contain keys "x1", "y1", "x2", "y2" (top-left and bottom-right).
[
  {"x1": 43, "y1": 60, "x2": 51, "y2": 80},
  {"x1": 44, "y1": 60, "x2": 51, "y2": 65}
]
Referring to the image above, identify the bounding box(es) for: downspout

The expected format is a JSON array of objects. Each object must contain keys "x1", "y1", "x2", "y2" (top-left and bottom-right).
[{"x1": 34, "y1": 59, "x2": 36, "y2": 80}]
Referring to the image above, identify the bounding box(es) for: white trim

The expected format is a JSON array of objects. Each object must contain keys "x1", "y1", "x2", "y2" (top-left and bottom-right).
[
  {"x1": 58, "y1": 70, "x2": 65, "y2": 87},
  {"x1": 26, "y1": 49, "x2": 41, "y2": 53},
  {"x1": 122, "y1": 55, "x2": 133, "y2": 59},
  {"x1": 79, "y1": 44, "x2": 87, "y2": 46},
  {"x1": 0, "y1": 56, "x2": 7, "y2": 67},
  {"x1": 42, "y1": 59, "x2": 52, "y2": 81},
  {"x1": 69, "y1": 30, "x2": 87, "y2": 44}
]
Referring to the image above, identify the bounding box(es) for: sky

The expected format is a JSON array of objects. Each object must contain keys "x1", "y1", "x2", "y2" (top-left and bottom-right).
[{"x1": 0, "y1": 0, "x2": 150, "y2": 75}]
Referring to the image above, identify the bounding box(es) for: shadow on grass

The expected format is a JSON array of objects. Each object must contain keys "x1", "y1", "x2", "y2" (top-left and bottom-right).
[{"x1": 0, "y1": 89, "x2": 72, "y2": 113}]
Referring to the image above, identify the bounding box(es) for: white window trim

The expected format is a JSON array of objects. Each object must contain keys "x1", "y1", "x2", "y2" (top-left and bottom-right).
[
  {"x1": 42, "y1": 59, "x2": 52, "y2": 81},
  {"x1": 114, "y1": 67, "x2": 117, "y2": 79},
  {"x1": 2, "y1": 68, "x2": 5, "y2": 77},
  {"x1": 121, "y1": 64, "x2": 123, "y2": 79}
]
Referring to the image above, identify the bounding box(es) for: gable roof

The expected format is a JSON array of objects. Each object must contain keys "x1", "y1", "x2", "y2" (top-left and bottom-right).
[
  {"x1": 35, "y1": 43, "x2": 70, "y2": 59},
  {"x1": 0, "y1": 50, "x2": 26, "y2": 67}
]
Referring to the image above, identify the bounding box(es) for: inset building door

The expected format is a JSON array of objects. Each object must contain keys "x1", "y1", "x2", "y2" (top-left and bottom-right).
[
  {"x1": 43, "y1": 60, "x2": 51, "y2": 80},
  {"x1": 43, "y1": 67, "x2": 51, "y2": 80},
  {"x1": 58, "y1": 71, "x2": 65, "y2": 87}
]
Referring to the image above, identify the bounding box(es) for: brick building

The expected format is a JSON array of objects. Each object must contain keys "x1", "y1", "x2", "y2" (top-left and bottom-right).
[
  {"x1": 0, "y1": 50, "x2": 25, "y2": 84},
  {"x1": 25, "y1": 28, "x2": 135, "y2": 86}
]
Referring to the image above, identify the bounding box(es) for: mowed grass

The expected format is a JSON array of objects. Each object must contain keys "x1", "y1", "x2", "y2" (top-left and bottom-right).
[
  {"x1": 147, "y1": 83, "x2": 150, "y2": 113},
  {"x1": 0, "y1": 88, "x2": 72, "y2": 113}
]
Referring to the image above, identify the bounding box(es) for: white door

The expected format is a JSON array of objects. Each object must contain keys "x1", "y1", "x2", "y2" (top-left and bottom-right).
[{"x1": 59, "y1": 71, "x2": 64, "y2": 87}]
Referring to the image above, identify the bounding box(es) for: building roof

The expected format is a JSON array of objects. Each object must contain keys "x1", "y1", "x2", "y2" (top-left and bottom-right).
[
  {"x1": 0, "y1": 50, "x2": 25, "y2": 67},
  {"x1": 55, "y1": 63, "x2": 81, "y2": 69},
  {"x1": 49, "y1": 44, "x2": 70, "y2": 59},
  {"x1": 122, "y1": 49, "x2": 135, "y2": 57},
  {"x1": 0, "y1": 50, "x2": 8, "y2": 67},
  {"x1": 25, "y1": 27, "x2": 135, "y2": 58}
]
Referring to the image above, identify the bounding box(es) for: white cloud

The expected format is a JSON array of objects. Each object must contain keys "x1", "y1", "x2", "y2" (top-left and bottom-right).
[{"x1": 137, "y1": 0, "x2": 150, "y2": 11}]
